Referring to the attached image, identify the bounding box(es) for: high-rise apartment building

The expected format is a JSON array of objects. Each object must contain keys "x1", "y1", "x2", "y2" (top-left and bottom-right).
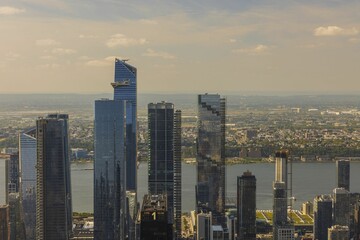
[
  {"x1": 237, "y1": 170, "x2": 256, "y2": 240},
  {"x1": 140, "y1": 194, "x2": 173, "y2": 240},
  {"x1": 36, "y1": 114, "x2": 72, "y2": 240},
  {"x1": 333, "y1": 188, "x2": 350, "y2": 227},
  {"x1": 113, "y1": 58, "x2": 137, "y2": 191},
  {"x1": 336, "y1": 160, "x2": 350, "y2": 191},
  {"x1": 94, "y1": 99, "x2": 126, "y2": 240},
  {"x1": 147, "y1": 102, "x2": 182, "y2": 238},
  {"x1": 19, "y1": 128, "x2": 36, "y2": 239},
  {"x1": 313, "y1": 194, "x2": 333, "y2": 240},
  {"x1": 196, "y1": 93, "x2": 226, "y2": 225}
]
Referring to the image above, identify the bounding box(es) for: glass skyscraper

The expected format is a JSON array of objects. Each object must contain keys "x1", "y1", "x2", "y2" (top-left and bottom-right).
[
  {"x1": 237, "y1": 171, "x2": 256, "y2": 240},
  {"x1": 147, "y1": 102, "x2": 182, "y2": 238},
  {"x1": 196, "y1": 93, "x2": 226, "y2": 225},
  {"x1": 19, "y1": 127, "x2": 37, "y2": 240},
  {"x1": 36, "y1": 114, "x2": 72, "y2": 240},
  {"x1": 94, "y1": 99, "x2": 126, "y2": 240},
  {"x1": 113, "y1": 58, "x2": 137, "y2": 191}
]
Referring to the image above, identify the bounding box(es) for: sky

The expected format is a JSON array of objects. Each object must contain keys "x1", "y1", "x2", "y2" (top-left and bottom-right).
[{"x1": 0, "y1": 0, "x2": 360, "y2": 94}]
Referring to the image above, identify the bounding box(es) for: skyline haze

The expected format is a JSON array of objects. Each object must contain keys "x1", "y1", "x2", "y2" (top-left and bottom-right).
[{"x1": 1, "y1": 1, "x2": 360, "y2": 94}]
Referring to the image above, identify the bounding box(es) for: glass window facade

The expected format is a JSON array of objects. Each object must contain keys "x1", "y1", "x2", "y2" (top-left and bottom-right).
[
  {"x1": 19, "y1": 128, "x2": 36, "y2": 240},
  {"x1": 196, "y1": 94, "x2": 226, "y2": 225},
  {"x1": 94, "y1": 100, "x2": 126, "y2": 240},
  {"x1": 114, "y1": 59, "x2": 137, "y2": 192},
  {"x1": 36, "y1": 114, "x2": 72, "y2": 240}
]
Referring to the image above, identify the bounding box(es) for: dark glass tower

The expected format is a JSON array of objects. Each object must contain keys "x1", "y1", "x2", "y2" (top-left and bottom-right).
[
  {"x1": 36, "y1": 114, "x2": 72, "y2": 240},
  {"x1": 140, "y1": 194, "x2": 173, "y2": 240},
  {"x1": 237, "y1": 171, "x2": 256, "y2": 240},
  {"x1": 196, "y1": 93, "x2": 226, "y2": 225},
  {"x1": 94, "y1": 99, "x2": 126, "y2": 240},
  {"x1": 336, "y1": 160, "x2": 350, "y2": 191},
  {"x1": 147, "y1": 102, "x2": 182, "y2": 238},
  {"x1": 333, "y1": 188, "x2": 350, "y2": 227},
  {"x1": 113, "y1": 58, "x2": 137, "y2": 192},
  {"x1": 19, "y1": 128, "x2": 36, "y2": 239},
  {"x1": 313, "y1": 195, "x2": 333, "y2": 240}
]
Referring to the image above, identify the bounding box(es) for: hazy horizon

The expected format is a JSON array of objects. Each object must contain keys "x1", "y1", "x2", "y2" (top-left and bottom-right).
[{"x1": 1, "y1": 1, "x2": 360, "y2": 94}]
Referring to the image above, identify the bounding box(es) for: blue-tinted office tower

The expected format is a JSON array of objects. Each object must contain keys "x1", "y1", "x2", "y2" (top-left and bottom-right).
[
  {"x1": 113, "y1": 58, "x2": 137, "y2": 191},
  {"x1": 196, "y1": 93, "x2": 226, "y2": 225},
  {"x1": 19, "y1": 128, "x2": 37, "y2": 240},
  {"x1": 94, "y1": 99, "x2": 126, "y2": 240}
]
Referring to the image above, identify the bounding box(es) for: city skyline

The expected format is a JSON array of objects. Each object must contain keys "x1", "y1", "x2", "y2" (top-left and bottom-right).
[{"x1": 1, "y1": 1, "x2": 360, "y2": 94}]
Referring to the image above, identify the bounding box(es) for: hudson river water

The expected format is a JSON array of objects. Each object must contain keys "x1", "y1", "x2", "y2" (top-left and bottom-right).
[{"x1": 1, "y1": 160, "x2": 360, "y2": 213}]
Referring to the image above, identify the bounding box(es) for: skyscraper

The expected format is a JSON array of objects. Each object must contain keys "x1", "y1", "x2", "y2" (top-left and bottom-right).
[
  {"x1": 273, "y1": 180, "x2": 295, "y2": 240},
  {"x1": 6, "y1": 153, "x2": 20, "y2": 201},
  {"x1": 173, "y1": 110, "x2": 182, "y2": 240},
  {"x1": 140, "y1": 194, "x2": 173, "y2": 240},
  {"x1": 94, "y1": 99, "x2": 126, "y2": 240},
  {"x1": 275, "y1": 150, "x2": 288, "y2": 199},
  {"x1": 147, "y1": 102, "x2": 182, "y2": 238},
  {"x1": 113, "y1": 58, "x2": 137, "y2": 191},
  {"x1": 196, "y1": 93, "x2": 226, "y2": 225},
  {"x1": 333, "y1": 188, "x2": 350, "y2": 227},
  {"x1": 36, "y1": 114, "x2": 72, "y2": 240},
  {"x1": 313, "y1": 194, "x2": 333, "y2": 240},
  {"x1": 237, "y1": 171, "x2": 256, "y2": 240},
  {"x1": 19, "y1": 127, "x2": 37, "y2": 239},
  {"x1": 336, "y1": 160, "x2": 350, "y2": 191}
]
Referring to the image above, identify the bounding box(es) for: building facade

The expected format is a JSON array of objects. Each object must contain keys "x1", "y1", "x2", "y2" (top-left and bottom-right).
[
  {"x1": 140, "y1": 194, "x2": 173, "y2": 240},
  {"x1": 333, "y1": 188, "x2": 350, "y2": 227},
  {"x1": 313, "y1": 194, "x2": 333, "y2": 240},
  {"x1": 336, "y1": 160, "x2": 350, "y2": 191},
  {"x1": 36, "y1": 114, "x2": 72, "y2": 240},
  {"x1": 173, "y1": 110, "x2": 182, "y2": 239},
  {"x1": 273, "y1": 181, "x2": 288, "y2": 240},
  {"x1": 0, "y1": 205, "x2": 10, "y2": 240},
  {"x1": 328, "y1": 225, "x2": 349, "y2": 240},
  {"x1": 19, "y1": 127, "x2": 37, "y2": 239},
  {"x1": 147, "y1": 102, "x2": 182, "y2": 239},
  {"x1": 237, "y1": 171, "x2": 256, "y2": 240},
  {"x1": 113, "y1": 58, "x2": 137, "y2": 192},
  {"x1": 94, "y1": 99, "x2": 126, "y2": 240},
  {"x1": 197, "y1": 212, "x2": 213, "y2": 240},
  {"x1": 196, "y1": 93, "x2": 226, "y2": 225}
]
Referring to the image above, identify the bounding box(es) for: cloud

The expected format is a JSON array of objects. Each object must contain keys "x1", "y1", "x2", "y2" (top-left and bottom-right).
[
  {"x1": 314, "y1": 26, "x2": 358, "y2": 36},
  {"x1": 36, "y1": 38, "x2": 60, "y2": 46},
  {"x1": 106, "y1": 34, "x2": 148, "y2": 48},
  {"x1": 0, "y1": 6, "x2": 25, "y2": 15},
  {"x1": 51, "y1": 48, "x2": 76, "y2": 55},
  {"x1": 229, "y1": 38, "x2": 237, "y2": 43},
  {"x1": 233, "y1": 44, "x2": 269, "y2": 55},
  {"x1": 85, "y1": 56, "x2": 123, "y2": 67},
  {"x1": 143, "y1": 48, "x2": 176, "y2": 59},
  {"x1": 79, "y1": 34, "x2": 98, "y2": 39}
]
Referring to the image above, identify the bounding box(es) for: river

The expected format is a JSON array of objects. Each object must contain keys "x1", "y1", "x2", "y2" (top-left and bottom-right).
[{"x1": 1, "y1": 160, "x2": 360, "y2": 213}]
